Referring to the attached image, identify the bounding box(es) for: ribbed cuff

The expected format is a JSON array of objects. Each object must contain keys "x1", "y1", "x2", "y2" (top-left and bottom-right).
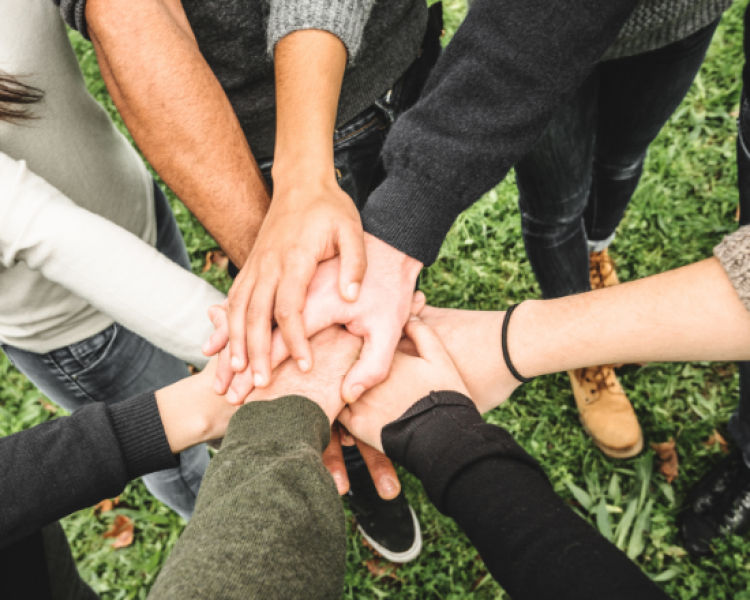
[
  {"x1": 362, "y1": 170, "x2": 467, "y2": 267},
  {"x1": 225, "y1": 396, "x2": 332, "y2": 456},
  {"x1": 382, "y1": 391, "x2": 548, "y2": 513},
  {"x1": 267, "y1": 0, "x2": 373, "y2": 60},
  {"x1": 714, "y1": 224, "x2": 750, "y2": 313},
  {"x1": 107, "y1": 391, "x2": 178, "y2": 480}
]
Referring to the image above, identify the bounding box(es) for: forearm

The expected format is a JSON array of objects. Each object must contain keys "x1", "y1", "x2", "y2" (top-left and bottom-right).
[
  {"x1": 361, "y1": 0, "x2": 638, "y2": 265},
  {"x1": 0, "y1": 393, "x2": 176, "y2": 548},
  {"x1": 382, "y1": 392, "x2": 669, "y2": 600},
  {"x1": 511, "y1": 258, "x2": 750, "y2": 377},
  {"x1": 148, "y1": 397, "x2": 346, "y2": 600},
  {"x1": 85, "y1": 0, "x2": 269, "y2": 265},
  {"x1": 272, "y1": 29, "x2": 346, "y2": 182},
  {"x1": 0, "y1": 156, "x2": 224, "y2": 367}
]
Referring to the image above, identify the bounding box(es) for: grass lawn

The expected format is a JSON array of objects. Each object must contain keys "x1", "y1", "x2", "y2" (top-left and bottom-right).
[{"x1": 2, "y1": 1, "x2": 750, "y2": 597}]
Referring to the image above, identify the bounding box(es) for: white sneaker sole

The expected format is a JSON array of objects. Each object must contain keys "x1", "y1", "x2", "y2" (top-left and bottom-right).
[{"x1": 358, "y1": 506, "x2": 423, "y2": 564}]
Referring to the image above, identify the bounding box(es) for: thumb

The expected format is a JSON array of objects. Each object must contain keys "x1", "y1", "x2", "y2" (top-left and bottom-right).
[
  {"x1": 403, "y1": 315, "x2": 449, "y2": 364},
  {"x1": 337, "y1": 227, "x2": 367, "y2": 302},
  {"x1": 410, "y1": 290, "x2": 427, "y2": 315},
  {"x1": 341, "y1": 329, "x2": 398, "y2": 403}
]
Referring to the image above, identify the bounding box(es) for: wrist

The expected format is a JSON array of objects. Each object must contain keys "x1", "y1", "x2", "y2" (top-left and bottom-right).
[
  {"x1": 155, "y1": 377, "x2": 216, "y2": 454},
  {"x1": 270, "y1": 157, "x2": 337, "y2": 192}
]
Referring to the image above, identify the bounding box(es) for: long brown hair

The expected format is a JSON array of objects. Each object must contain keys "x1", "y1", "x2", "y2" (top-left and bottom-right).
[{"x1": 0, "y1": 71, "x2": 43, "y2": 123}]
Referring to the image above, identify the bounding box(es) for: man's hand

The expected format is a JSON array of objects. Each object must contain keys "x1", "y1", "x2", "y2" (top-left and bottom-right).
[{"x1": 338, "y1": 316, "x2": 470, "y2": 452}]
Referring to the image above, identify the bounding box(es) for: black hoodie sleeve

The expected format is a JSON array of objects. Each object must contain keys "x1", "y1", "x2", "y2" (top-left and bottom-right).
[{"x1": 382, "y1": 391, "x2": 671, "y2": 600}]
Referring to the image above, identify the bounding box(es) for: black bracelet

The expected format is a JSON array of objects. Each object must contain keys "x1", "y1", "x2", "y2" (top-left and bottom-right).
[{"x1": 502, "y1": 303, "x2": 534, "y2": 384}]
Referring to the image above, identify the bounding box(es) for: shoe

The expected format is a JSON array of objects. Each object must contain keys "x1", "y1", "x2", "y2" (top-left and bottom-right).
[
  {"x1": 347, "y1": 466, "x2": 422, "y2": 563},
  {"x1": 569, "y1": 249, "x2": 643, "y2": 459},
  {"x1": 589, "y1": 248, "x2": 619, "y2": 288},
  {"x1": 570, "y1": 366, "x2": 644, "y2": 458},
  {"x1": 680, "y1": 449, "x2": 750, "y2": 557}
]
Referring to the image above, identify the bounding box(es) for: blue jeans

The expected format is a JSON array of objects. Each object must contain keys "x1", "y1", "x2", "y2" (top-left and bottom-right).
[
  {"x1": 1, "y1": 182, "x2": 209, "y2": 520},
  {"x1": 515, "y1": 20, "x2": 719, "y2": 299}
]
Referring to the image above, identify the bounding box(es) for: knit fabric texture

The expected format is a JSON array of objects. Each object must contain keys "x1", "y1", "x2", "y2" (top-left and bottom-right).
[
  {"x1": 53, "y1": 0, "x2": 427, "y2": 158},
  {"x1": 148, "y1": 396, "x2": 345, "y2": 600},
  {"x1": 268, "y1": 0, "x2": 375, "y2": 59},
  {"x1": 603, "y1": 0, "x2": 733, "y2": 60},
  {"x1": 714, "y1": 224, "x2": 750, "y2": 312}
]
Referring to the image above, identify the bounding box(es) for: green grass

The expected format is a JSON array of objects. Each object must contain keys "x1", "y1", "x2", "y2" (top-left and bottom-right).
[{"x1": 2, "y1": 1, "x2": 750, "y2": 597}]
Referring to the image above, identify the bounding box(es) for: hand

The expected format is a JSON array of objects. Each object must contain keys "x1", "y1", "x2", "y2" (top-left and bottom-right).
[
  {"x1": 242, "y1": 324, "x2": 363, "y2": 424},
  {"x1": 321, "y1": 423, "x2": 402, "y2": 500},
  {"x1": 268, "y1": 234, "x2": 423, "y2": 403},
  {"x1": 338, "y1": 316, "x2": 470, "y2": 453},
  {"x1": 221, "y1": 177, "x2": 366, "y2": 392},
  {"x1": 413, "y1": 304, "x2": 521, "y2": 413},
  {"x1": 155, "y1": 355, "x2": 240, "y2": 454}
]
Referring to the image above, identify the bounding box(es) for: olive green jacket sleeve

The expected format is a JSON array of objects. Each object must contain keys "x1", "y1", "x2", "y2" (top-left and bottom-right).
[{"x1": 148, "y1": 396, "x2": 345, "y2": 600}]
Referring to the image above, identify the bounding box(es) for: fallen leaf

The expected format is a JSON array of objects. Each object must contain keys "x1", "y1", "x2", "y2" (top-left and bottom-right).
[
  {"x1": 40, "y1": 399, "x2": 57, "y2": 413},
  {"x1": 365, "y1": 558, "x2": 400, "y2": 579},
  {"x1": 704, "y1": 429, "x2": 730, "y2": 454},
  {"x1": 103, "y1": 514, "x2": 134, "y2": 549},
  {"x1": 731, "y1": 109, "x2": 740, "y2": 118},
  {"x1": 651, "y1": 439, "x2": 679, "y2": 484},
  {"x1": 188, "y1": 364, "x2": 198, "y2": 375},
  {"x1": 94, "y1": 497, "x2": 120, "y2": 514},
  {"x1": 203, "y1": 250, "x2": 228, "y2": 273}
]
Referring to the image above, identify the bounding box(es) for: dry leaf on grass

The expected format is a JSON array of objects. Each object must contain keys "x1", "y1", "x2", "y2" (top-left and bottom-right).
[
  {"x1": 364, "y1": 558, "x2": 400, "y2": 579},
  {"x1": 103, "y1": 514, "x2": 134, "y2": 549},
  {"x1": 93, "y1": 496, "x2": 120, "y2": 514},
  {"x1": 39, "y1": 399, "x2": 57, "y2": 413},
  {"x1": 203, "y1": 250, "x2": 229, "y2": 273},
  {"x1": 704, "y1": 429, "x2": 730, "y2": 454},
  {"x1": 650, "y1": 438, "x2": 679, "y2": 483}
]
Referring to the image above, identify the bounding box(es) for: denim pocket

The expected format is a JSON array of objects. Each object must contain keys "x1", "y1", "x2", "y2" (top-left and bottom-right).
[{"x1": 63, "y1": 324, "x2": 119, "y2": 381}]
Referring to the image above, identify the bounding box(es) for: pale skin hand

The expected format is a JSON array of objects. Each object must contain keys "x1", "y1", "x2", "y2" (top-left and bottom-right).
[
  {"x1": 241, "y1": 325, "x2": 402, "y2": 499},
  {"x1": 154, "y1": 355, "x2": 239, "y2": 455},
  {"x1": 223, "y1": 29, "x2": 367, "y2": 392},
  {"x1": 338, "y1": 316, "x2": 471, "y2": 453}
]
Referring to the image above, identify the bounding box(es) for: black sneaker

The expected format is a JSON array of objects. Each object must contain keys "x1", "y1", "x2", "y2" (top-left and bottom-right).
[
  {"x1": 680, "y1": 449, "x2": 750, "y2": 557},
  {"x1": 346, "y1": 467, "x2": 422, "y2": 563}
]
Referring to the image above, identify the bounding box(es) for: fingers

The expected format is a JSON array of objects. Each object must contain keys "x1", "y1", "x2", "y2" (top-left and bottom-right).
[
  {"x1": 274, "y1": 256, "x2": 317, "y2": 374},
  {"x1": 245, "y1": 271, "x2": 278, "y2": 388},
  {"x1": 403, "y1": 315, "x2": 448, "y2": 363},
  {"x1": 410, "y1": 290, "x2": 427, "y2": 316},
  {"x1": 356, "y1": 438, "x2": 400, "y2": 500},
  {"x1": 213, "y1": 346, "x2": 237, "y2": 396},
  {"x1": 226, "y1": 270, "x2": 255, "y2": 373},
  {"x1": 321, "y1": 424, "x2": 350, "y2": 495},
  {"x1": 202, "y1": 304, "x2": 229, "y2": 357},
  {"x1": 337, "y1": 225, "x2": 367, "y2": 302},
  {"x1": 341, "y1": 329, "x2": 398, "y2": 403},
  {"x1": 227, "y1": 363, "x2": 255, "y2": 405}
]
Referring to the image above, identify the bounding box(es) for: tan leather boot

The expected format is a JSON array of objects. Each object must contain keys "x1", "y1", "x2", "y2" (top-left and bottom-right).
[{"x1": 568, "y1": 249, "x2": 643, "y2": 459}]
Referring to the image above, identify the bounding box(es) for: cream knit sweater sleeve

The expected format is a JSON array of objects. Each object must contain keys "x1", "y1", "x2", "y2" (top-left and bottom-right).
[{"x1": 0, "y1": 154, "x2": 225, "y2": 367}]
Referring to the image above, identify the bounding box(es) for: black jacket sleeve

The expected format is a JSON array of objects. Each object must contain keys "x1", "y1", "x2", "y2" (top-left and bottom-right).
[
  {"x1": 382, "y1": 391, "x2": 671, "y2": 600},
  {"x1": 361, "y1": 0, "x2": 639, "y2": 266},
  {"x1": 0, "y1": 391, "x2": 177, "y2": 548}
]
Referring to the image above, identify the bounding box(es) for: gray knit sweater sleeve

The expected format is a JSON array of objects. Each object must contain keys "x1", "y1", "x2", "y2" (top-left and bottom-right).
[
  {"x1": 714, "y1": 225, "x2": 750, "y2": 312},
  {"x1": 267, "y1": 0, "x2": 376, "y2": 60}
]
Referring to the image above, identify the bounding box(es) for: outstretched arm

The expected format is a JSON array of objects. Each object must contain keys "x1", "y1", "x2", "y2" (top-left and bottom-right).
[{"x1": 80, "y1": 0, "x2": 270, "y2": 266}]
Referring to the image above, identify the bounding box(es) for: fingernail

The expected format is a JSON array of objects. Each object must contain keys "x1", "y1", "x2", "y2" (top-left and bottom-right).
[
  {"x1": 332, "y1": 473, "x2": 346, "y2": 493},
  {"x1": 346, "y1": 282, "x2": 360, "y2": 301},
  {"x1": 226, "y1": 389, "x2": 237, "y2": 404},
  {"x1": 202, "y1": 341, "x2": 211, "y2": 355},
  {"x1": 231, "y1": 356, "x2": 243, "y2": 371},
  {"x1": 409, "y1": 315, "x2": 420, "y2": 322},
  {"x1": 254, "y1": 373, "x2": 265, "y2": 387},
  {"x1": 350, "y1": 384, "x2": 365, "y2": 400},
  {"x1": 380, "y1": 476, "x2": 399, "y2": 498},
  {"x1": 213, "y1": 379, "x2": 223, "y2": 394},
  {"x1": 297, "y1": 359, "x2": 310, "y2": 372}
]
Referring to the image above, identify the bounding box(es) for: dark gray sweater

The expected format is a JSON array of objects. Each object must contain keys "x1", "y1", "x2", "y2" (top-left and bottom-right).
[{"x1": 54, "y1": 0, "x2": 427, "y2": 158}]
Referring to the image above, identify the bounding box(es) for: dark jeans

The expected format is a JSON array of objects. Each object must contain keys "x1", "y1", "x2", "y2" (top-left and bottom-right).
[
  {"x1": 1, "y1": 182, "x2": 209, "y2": 520},
  {"x1": 515, "y1": 20, "x2": 719, "y2": 299}
]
